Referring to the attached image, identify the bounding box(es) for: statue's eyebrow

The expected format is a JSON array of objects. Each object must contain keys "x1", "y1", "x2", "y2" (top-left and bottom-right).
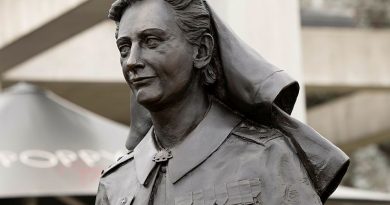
[
  {"x1": 116, "y1": 37, "x2": 131, "y2": 47},
  {"x1": 115, "y1": 29, "x2": 168, "y2": 47},
  {"x1": 139, "y1": 28, "x2": 168, "y2": 38}
]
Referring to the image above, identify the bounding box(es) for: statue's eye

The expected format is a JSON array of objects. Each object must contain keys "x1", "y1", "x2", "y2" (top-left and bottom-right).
[
  {"x1": 119, "y1": 45, "x2": 130, "y2": 57},
  {"x1": 144, "y1": 37, "x2": 161, "y2": 49}
]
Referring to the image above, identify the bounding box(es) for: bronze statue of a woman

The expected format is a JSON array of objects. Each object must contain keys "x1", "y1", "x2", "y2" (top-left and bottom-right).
[{"x1": 95, "y1": 0, "x2": 349, "y2": 204}]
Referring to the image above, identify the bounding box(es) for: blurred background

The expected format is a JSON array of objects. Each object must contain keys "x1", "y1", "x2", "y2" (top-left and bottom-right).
[{"x1": 0, "y1": 0, "x2": 389, "y2": 204}]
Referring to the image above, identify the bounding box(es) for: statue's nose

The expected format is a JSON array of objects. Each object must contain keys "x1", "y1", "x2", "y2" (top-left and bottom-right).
[{"x1": 125, "y1": 44, "x2": 145, "y2": 74}]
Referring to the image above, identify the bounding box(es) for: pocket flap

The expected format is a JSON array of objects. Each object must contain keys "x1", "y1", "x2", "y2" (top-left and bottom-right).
[
  {"x1": 175, "y1": 178, "x2": 261, "y2": 205},
  {"x1": 175, "y1": 192, "x2": 193, "y2": 205}
]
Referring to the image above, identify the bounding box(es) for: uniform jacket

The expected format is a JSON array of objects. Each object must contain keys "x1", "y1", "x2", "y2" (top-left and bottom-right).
[{"x1": 96, "y1": 102, "x2": 323, "y2": 205}]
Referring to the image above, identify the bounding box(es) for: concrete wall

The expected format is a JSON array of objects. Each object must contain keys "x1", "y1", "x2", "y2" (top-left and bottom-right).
[
  {"x1": 303, "y1": 27, "x2": 390, "y2": 90},
  {"x1": 4, "y1": 21, "x2": 121, "y2": 82},
  {"x1": 3, "y1": 0, "x2": 305, "y2": 122},
  {"x1": 0, "y1": 0, "x2": 86, "y2": 48},
  {"x1": 307, "y1": 91, "x2": 390, "y2": 152}
]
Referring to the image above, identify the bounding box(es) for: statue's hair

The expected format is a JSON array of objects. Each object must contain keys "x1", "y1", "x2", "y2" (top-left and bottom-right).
[{"x1": 108, "y1": 0, "x2": 225, "y2": 91}]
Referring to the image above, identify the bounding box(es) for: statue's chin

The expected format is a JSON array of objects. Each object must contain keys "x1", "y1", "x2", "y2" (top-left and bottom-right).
[{"x1": 135, "y1": 89, "x2": 163, "y2": 111}]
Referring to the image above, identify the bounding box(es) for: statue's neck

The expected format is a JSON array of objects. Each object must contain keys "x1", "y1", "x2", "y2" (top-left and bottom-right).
[{"x1": 150, "y1": 85, "x2": 209, "y2": 149}]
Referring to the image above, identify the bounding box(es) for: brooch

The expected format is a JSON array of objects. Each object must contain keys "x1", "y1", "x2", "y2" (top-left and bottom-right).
[{"x1": 153, "y1": 149, "x2": 173, "y2": 162}]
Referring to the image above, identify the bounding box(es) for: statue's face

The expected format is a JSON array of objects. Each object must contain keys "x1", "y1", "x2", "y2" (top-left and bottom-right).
[{"x1": 117, "y1": 0, "x2": 195, "y2": 110}]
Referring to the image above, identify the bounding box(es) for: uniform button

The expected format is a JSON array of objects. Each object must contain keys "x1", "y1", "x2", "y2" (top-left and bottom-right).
[
  {"x1": 120, "y1": 197, "x2": 127, "y2": 205},
  {"x1": 259, "y1": 128, "x2": 267, "y2": 133},
  {"x1": 160, "y1": 165, "x2": 167, "y2": 173}
]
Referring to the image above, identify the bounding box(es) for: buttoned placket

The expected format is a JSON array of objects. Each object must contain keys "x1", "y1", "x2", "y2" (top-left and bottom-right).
[
  {"x1": 149, "y1": 133, "x2": 171, "y2": 205},
  {"x1": 148, "y1": 161, "x2": 168, "y2": 205}
]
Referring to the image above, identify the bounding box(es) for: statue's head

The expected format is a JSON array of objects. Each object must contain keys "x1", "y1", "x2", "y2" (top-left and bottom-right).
[
  {"x1": 109, "y1": 0, "x2": 223, "y2": 110},
  {"x1": 108, "y1": 0, "x2": 302, "y2": 151}
]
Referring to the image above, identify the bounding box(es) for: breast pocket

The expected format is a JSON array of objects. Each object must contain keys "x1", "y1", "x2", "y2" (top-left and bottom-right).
[{"x1": 174, "y1": 178, "x2": 262, "y2": 205}]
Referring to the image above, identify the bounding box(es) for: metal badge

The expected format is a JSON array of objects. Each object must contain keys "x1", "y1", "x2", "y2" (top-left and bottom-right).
[{"x1": 152, "y1": 149, "x2": 173, "y2": 162}]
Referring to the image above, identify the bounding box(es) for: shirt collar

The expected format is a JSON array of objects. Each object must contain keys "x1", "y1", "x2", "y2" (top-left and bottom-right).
[
  {"x1": 134, "y1": 128, "x2": 158, "y2": 185},
  {"x1": 133, "y1": 101, "x2": 242, "y2": 185}
]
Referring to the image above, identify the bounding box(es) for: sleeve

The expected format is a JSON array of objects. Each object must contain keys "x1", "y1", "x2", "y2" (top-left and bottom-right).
[
  {"x1": 95, "y1": 182, "x2": 110, "y2": 205},
  {"x1": 272, "y1": 105, "x2": 349, "y2": 202},
  {"x1": 259, "y1": 137, "x2": 323, "y2": 205}
]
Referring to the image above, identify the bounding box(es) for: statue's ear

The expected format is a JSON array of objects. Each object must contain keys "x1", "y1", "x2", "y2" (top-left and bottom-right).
[{"x1": 193, "y1": 33, "x2": 214, "y2": 69}]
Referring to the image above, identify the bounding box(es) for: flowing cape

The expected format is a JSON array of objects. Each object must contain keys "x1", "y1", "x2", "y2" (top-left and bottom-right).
[{"x1": 125, "y1": 0, "x2": 349, "y2": 202}]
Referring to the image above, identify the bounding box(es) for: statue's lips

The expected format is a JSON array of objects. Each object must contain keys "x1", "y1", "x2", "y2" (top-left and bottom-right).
[{"x1": 129, "y1": 76, "x2": 157, "y2": 86}]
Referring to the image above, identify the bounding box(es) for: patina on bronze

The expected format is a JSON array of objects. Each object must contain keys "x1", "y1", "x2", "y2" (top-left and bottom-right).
[{"x1": 96, "y1": 0, "x2": 349, "y2": 204}]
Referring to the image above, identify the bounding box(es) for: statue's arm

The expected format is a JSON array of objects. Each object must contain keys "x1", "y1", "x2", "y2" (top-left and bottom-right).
[
  {"x1": 272, "y1": 104, "x2": 349, "y2": 202},
  {"x1": 260, "y1": 137, "x2": 324, "y2": 205}
]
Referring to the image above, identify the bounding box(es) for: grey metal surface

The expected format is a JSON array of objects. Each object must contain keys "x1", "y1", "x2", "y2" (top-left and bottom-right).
[
  {"x1": 301, "y1": 9, "x2": 356, "y2": 27},
  {"x1": 329, "y1": 186, "x2": 390, "y2": 204}
]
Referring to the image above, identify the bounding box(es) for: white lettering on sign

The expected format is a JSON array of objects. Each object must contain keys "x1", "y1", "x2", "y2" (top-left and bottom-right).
[
  {"x1": 20, "y1": 150, "x2": 58, "y2": 168},
  {"x1": 0, "y1": 151, "x2": 17, "y2": 167},
  {"x1": 0, "y1": 149, "x2": 125, "y2": 168},
  {"x1": 79, "y1": 150, "x2": 101, "y2": 167},
  {"x1": 100, "y1": 150, "x2": 123, "y2": 161},
  {"x1": 56, "y1": 150, "x2": 77, "y2": 167}
]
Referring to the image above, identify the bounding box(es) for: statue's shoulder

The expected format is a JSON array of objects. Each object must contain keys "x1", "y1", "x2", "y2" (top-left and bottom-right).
[
  {"x1": 101, "y1": 150, "x2": 134, "y2": 178},
  {"x1": 231, "y1": 120, "x2": 285, "y2": 146}
]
